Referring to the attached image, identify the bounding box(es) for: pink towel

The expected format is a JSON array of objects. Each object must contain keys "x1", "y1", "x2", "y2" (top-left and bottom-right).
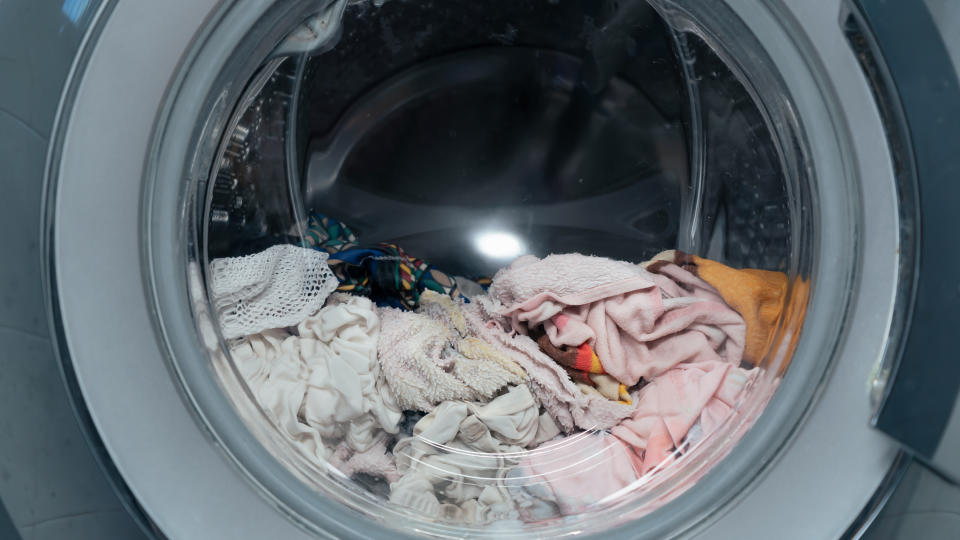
[
  {"x1": 611, "y1": 361, "x2": 755, "y2": 474},
  {"x1": 490, "y1": 254, "x2": 746, "y2": 386},
  {"x1": 489, "y1": 253, "x2": 659, "y2": 309},
  {"x1": 508, "y1": 362, "x2": 757, "y2": 517}
]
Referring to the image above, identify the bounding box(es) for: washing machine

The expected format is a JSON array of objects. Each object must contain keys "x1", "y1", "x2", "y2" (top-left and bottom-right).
[{"x1": 1, "y1": 0, "x2": 959, "y2": 538}]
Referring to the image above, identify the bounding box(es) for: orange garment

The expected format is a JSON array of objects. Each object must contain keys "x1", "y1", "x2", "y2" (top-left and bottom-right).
[
  {"x1": 533, "y1": 330, "x2": 630, "y2": 403},
  {"x1": 571, "y1": 342, "x2": 605, "y2": 374},
  {"x1": 648, "y1": 250, "x2": 808, "y2": 372},
  {"x1": 534, "y1": 330, "x2": 605, "y2": 373},
  {"x1": 775, "y1": 276, "x2": 809, "y2": 373}
]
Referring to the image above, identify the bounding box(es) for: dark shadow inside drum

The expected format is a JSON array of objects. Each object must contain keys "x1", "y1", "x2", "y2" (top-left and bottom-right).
[
  {"x1": 206, "y1": 0, "x2": 792, "y2": 276},
  {"x1": 303, "y1": 46, "x2": 686, "y2": 275}
]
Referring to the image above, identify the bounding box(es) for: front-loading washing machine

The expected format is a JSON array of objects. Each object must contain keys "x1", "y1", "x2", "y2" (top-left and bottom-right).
[{"x1": 1, "y1": 0, "x2": 959, "y2": 538}]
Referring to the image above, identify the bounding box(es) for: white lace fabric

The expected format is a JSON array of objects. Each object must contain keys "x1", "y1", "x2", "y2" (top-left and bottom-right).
[{"x1": 209, "y1": 244, "x2": 338, "y2": 339}]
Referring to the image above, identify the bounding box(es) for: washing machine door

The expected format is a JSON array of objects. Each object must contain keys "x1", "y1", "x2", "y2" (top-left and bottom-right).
[
  {"x1": 42, "y1": 0, "x2": 957, "y2": 538},
  {"x1": 849, "y1": 0, "x2": 960, "y2": 485}
]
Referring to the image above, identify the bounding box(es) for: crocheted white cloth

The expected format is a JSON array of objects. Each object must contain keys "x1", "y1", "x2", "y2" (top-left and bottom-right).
[{"x1": 209, "y1": 244, "x2": 338, "y2": 339}]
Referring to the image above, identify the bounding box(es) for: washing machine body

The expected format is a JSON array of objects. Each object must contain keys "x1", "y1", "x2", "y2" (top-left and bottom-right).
[
  {"x1": 1, "y1": 0, "x2": 959, "y2": 538},
  {"x1": 0, "y1": 1, "x2": 152, "y2": 538}
]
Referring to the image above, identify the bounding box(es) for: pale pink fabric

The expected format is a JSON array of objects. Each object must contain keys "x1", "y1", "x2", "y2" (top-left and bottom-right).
[
  {"x1": 507, "y1": 433, "x2": 643, "y2": 518},
  {"x1": 489, "y1": 253, "x2": 656, "y2": 308},
  {"x1": 508, "y1": 362, "x2": 757, "y2": 516},
  {"x1": 611, "y1": 361, "x2": 755, "y2": 474},
  {"x1": 490, "y1": 254, "x2": 746, "y2": 386}
]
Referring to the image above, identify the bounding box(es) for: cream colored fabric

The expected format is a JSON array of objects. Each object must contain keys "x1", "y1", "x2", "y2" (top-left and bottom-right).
[
  {"x1": 329, "y1": 435, "x2": 400, "y2": 483},
  {"x1": 389, "y1": 385, "x2": 559, "y2": 523},
  {"x1": 229, "y1": 294, "x2": 401, "y2": 462},
  {"x1": 377, "y1": 291, "x2": 526, "y2": 411}
]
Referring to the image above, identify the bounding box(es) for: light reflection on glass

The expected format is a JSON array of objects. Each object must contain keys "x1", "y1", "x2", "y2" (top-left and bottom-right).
[
  {"x1": 61, "y1": 0, "x2": 91, "y2": 24},
  {"x1": 473, "y1": 231, "x2": 526, "y2": 260}
]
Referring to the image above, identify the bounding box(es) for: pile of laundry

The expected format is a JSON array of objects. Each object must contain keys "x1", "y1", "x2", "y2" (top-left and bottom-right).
[{"x1": 207, "y1": 212, "x2": 791, "y2": 524}]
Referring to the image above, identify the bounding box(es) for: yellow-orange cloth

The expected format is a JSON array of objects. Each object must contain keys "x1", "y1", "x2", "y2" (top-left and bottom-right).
[{"x1": 649, "y1": 250, "x2": 806, "y2": 370}]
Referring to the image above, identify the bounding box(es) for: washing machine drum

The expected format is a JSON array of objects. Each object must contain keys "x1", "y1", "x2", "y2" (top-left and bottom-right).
[{"x1": 48, "y1": 0, "x2": 940, "y2": 538}]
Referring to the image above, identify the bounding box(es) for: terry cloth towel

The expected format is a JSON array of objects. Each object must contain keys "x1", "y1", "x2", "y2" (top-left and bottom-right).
[
  {"x1": 489, "y1": 253, "x2": 746, "y2": 387},
  {"x1": 302, "y1": 211, "x2": 482, "y2": 309},
  {"x1": 507, "y1": 361, "x2": 757, "y2": 518},
  {"x1": 377, "y1": 291, "x2": 526, "y2": 412},
  {"x1": 209, "y1": 244, "x2": 339, "y2": 339},
  {"x1": 389, "y1": 385, "x2": 559, "y2": 524},
  {"x1": 649, "y1": 250, "x2": 807, "y2": 370},
  {"x1": 228, "y1": 294, "x2": 402, "y2": 463},
  {"x1": 463, "y1": 296, "x2": 636, "y2": 432}
]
